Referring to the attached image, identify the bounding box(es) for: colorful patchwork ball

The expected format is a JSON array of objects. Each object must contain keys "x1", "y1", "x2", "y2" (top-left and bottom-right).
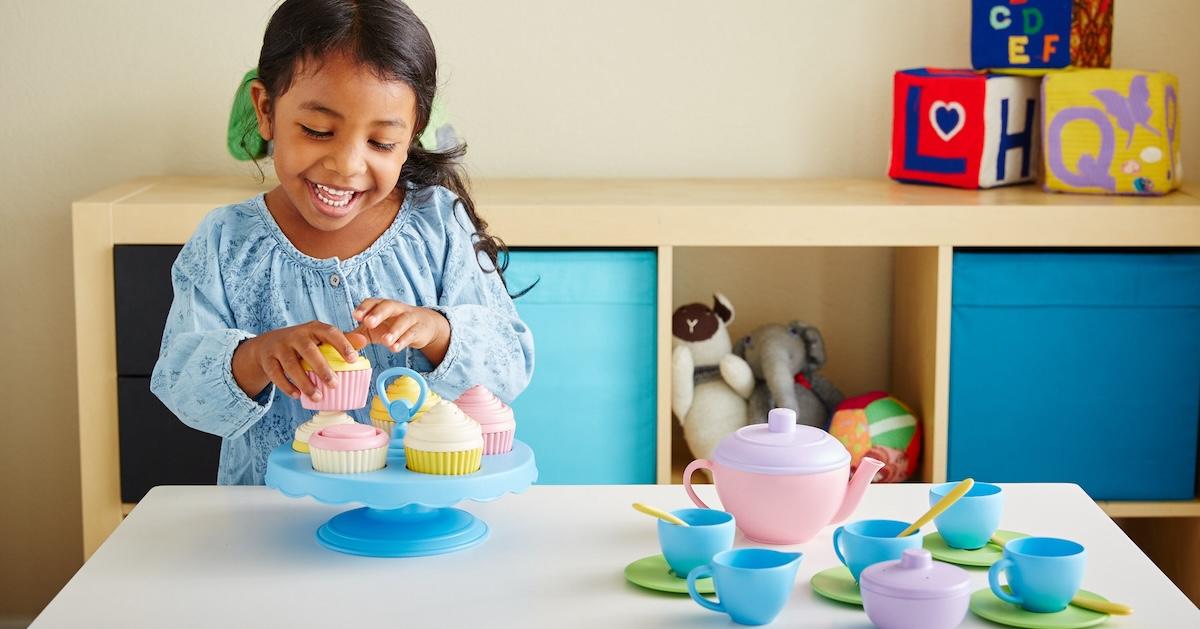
[{"x1": 829, "y1": 392, "x2": 922, "y2": 482}]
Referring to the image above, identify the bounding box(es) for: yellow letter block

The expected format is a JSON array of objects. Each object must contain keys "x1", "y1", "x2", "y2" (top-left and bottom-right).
[{"x1": 1042, "y1": 69, "x2": 1182, "y2": 195}]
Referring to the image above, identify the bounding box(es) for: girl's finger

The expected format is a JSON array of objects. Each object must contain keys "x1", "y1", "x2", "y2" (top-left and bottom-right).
[
  {"x1": 263, "y1": 358, "x2": 301, "y2": 399},
  {"x1": 297, "y1": 342, "x2": 337, "y2": 388},
  {"x1": 363, "y1": 301, "x2": 410, "y2": 329},
  {"x1": 353, "y1": 298, "x2": 384, "y2": 321},
  {"x1": 382, "y1": 314, "x2": 417, "y2": 347},
  {"x1": 313, "y1": 323, "x2": 360, "y2": 364},
  {"x1": 346, "y1": 332, "x2": 369, "y2": 351},
  {"x1": 280, "y1": 352, "x2": 319, "y2": 400},
  {"x1": 394, "y1": 322, "x2": 424, "y2": 351},
  {"x1": 355, "y1": 298, "x2": 396, "y2": 325}
]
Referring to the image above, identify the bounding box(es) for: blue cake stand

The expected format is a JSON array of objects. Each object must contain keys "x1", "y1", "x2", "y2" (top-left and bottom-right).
[{"x1": 265, "y1": 438, "x2": 537, "y2": 558}]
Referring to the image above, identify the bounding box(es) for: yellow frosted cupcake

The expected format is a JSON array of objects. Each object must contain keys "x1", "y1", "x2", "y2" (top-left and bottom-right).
[
  {"x1": 299, "y1": 343, "x2": 371, "y2": 411},
  {"x1": 404, "y1": 400, "x2": 484, "y2": 475},
  {"x1": 369, "y1": 376, "x2": 442, "y2": 435}
]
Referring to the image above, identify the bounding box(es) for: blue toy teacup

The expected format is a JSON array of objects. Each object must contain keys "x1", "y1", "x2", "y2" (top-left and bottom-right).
[
  {"x1": 932, "y1": 481, "x2": 1004, "y2": 550},
  {"x1": 687, "y1": 548, "x2": 803, "y2": 626},
  {"x1": 658, "y1": 508, "x2": 735, "y2": 578},
  {"x1": 989, "y1": 537, "x2": 1086, "y2": 613},
  {"x1": 833, "y1": 519, "x2": 922, "y2": 583}
]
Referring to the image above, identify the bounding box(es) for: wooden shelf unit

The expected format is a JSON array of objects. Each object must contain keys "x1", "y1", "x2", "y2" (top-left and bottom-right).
[
  {"x1": 1100, "y1": 500, "x2": 1200, "y2": 519},
  {"x1": 74, "y1": 177, "x2": 1200, "y2": 558}
]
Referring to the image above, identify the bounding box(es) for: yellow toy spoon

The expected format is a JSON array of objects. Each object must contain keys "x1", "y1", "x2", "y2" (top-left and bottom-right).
[
  {"x1": 632, "y1": 502, "x2": 688, "y2": 526},
  {"x1": 998, "y1": 585, "x2": 1132, "y2": 616},
  {"x1": 897, "y1": 478, "x2": 974, "y2": 538},
  {"x1": 1069, "y1": 595, "x2": 1133, "y2": 616}
]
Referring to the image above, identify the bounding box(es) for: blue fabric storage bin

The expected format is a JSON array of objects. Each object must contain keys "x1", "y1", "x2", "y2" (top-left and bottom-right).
[
  {"x1": 503, "y1": 250, "x2": 658, "y2": 484},
  {"x1": 949, "y1": 251, "x2": 1200, "y2": 500}
]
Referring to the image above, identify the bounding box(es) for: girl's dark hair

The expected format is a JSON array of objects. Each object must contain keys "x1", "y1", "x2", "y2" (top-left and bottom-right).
[{"x1": 255, "y1": 0, "x2": 517, "y2": 289}]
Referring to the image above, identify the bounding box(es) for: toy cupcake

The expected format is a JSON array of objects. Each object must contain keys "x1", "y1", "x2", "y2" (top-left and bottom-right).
[
  {"x1": 454, "y1": 385, "x2": 516, "y2": 455},
  {"x1": 369, "y1": 376, "x2": 442, "y2": 435},
  {"x1": 292, "y1": 411, "x2": 356, "y2": 453},
  {"x1": 308, "y1": 423, "x2": 390, "y2": 474},
  {"x1": 404, "y1": 400, "x2": 484, "y2": 475},
  {"x1": 299, "y1": 343, "x2": 371, "y2": 411}
]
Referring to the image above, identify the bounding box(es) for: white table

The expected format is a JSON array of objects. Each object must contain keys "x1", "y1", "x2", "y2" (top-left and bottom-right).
[{"x1": 34, "y1": 483, "x2": 1197, "y2": 628}]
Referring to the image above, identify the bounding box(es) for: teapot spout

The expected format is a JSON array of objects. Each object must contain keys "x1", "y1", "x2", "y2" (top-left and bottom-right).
[{"x1": 831, "y1": 456, "x2": 884, "y2": 525}]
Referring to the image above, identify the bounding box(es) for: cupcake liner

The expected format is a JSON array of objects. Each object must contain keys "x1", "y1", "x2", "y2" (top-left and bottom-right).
[
  {"x1": 405, "y1": 447, "x2": 483, "y2": 475},
  {"x1": 482, "y1": 429, "x2": 515, "y2": 455},
  {"x1": 301, "y1": 369, "x2": 372, "y2": 411},
  {"x1": 310, "y1": 445, "x2": 388, "y2": 474}
]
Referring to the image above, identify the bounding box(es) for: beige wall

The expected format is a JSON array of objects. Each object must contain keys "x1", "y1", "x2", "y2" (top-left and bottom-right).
[{"x1": 2, "y1": 0, "x2": 1198, "y2": 617}]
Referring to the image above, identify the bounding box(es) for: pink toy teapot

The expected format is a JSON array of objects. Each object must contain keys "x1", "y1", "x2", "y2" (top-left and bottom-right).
[{"x1": 683, "y1": 408, "x2": 884, "y2": 544}]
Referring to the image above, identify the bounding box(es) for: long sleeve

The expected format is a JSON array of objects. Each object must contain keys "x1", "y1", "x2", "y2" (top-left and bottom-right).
[
  {"x1": 150, "y1": 221, "x2": 273, "y2": 440},
  {"x1": 413, "y1": 201, "x2": 535, "y2": 403}
]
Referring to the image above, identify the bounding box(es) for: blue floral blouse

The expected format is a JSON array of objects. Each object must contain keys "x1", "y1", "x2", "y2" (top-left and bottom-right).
[{"x1": 150, "y1": 184, "x2": 535, "y2": 485}]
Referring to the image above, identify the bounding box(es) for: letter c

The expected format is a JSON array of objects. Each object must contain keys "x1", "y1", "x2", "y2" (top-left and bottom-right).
[{"x1": 990, "y1": 5, "x2": 1012, "y2": 30}]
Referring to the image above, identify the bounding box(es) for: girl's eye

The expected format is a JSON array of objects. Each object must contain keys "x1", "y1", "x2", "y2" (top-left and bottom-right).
[
  {"x1": 300, "y1": 124, "x2": 396, "y2": 151},
  {"x1": 299, "y1": 125, "x2": 332, "y2": 139}
]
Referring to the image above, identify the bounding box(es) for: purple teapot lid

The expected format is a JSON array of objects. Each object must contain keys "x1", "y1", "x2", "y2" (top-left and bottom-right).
[
  {"x1": 712, "y1": 408, "x2": 851, "y2": 475},
  {"x1": 860, "y1": 549, "x2": 970, "y2": 600}
]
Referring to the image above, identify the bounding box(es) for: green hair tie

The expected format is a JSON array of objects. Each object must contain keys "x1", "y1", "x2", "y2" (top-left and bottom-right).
[{"x1": 227, "y1": 68, "x2": 267, "y2": 161}]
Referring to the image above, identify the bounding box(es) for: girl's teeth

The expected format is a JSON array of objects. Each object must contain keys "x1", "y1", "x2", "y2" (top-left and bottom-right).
[
  {"x1": 316, "y1": 183, "x2": 352, "y2": 196},
  {"x1": 313, "y1": 182, "x2": 354, "y2": 208}
]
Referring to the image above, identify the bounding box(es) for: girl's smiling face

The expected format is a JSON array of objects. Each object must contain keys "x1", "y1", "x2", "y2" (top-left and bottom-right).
[{"x1": 251, "y1": 51, "x2": 418, "y2": 232}]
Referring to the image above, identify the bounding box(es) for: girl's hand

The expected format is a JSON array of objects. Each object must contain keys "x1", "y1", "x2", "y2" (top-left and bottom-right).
[
  {"x1": 232, "y1": 321, "x2": 368, "y2": 401},
  {"x1": 352, "y1": 298, "x2": 450, "y2": 359}
]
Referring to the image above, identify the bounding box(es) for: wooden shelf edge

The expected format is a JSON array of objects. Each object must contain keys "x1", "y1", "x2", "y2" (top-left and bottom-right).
[
  {"x1": 105, "y1": 177, "x2": 1200, "y2": 248},
  {"x1": 1098, "y1": 499, "x2": 1200, "y2": 518}
]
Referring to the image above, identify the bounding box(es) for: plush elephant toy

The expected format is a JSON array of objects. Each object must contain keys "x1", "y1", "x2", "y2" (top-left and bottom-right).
[
  {"x1": 671, "y1": 294, "x2": 755, "y2": 460},
  {"x1": 734, "y1": 321, "x2": 844, "y2": 428}
]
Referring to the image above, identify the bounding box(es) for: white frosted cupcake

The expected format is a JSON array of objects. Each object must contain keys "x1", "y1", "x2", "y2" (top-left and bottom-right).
[
  {"x1": 308, "y1": 423, "x2": 389, "y2": 474},
  {"x1": 292, "y1": 411, "x2": 356, "y2": 453},
  {"x1": 404, "y1": 400, "x2": 484, "y2": 475}
]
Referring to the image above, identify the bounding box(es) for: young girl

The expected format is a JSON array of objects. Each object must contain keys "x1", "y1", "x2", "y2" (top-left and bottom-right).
[{"x1": 151, "y1": 0, "x2": 534, "y2": 485}]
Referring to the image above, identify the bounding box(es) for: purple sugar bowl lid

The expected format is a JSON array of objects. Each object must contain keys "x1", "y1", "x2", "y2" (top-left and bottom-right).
[
  {"x1": 712, "y1": 408, "x2": 851, "y2": 475},
  {"x1": 860, "y1": 549, "x2": 971, "y2": 600}
]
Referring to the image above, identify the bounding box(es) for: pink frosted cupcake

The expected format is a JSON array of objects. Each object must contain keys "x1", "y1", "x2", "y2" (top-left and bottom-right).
[
  {"x1": 307, "y1": 423, "x2": 389, "y2": 474},
  {"x1": 300, "y1": 344, "x2": 372, "y2": 411},
  {"x1": 454, "y1": 385, "x2": 517, "y2": 455}
]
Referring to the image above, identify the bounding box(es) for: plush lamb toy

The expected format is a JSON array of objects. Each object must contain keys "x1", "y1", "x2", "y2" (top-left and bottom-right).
[
  {"x1": 671, "y1": 294, "x2": 754, "y2": 460},
  {"x1": 733, "y1": 321, "x2": 844, "y2": 428}
]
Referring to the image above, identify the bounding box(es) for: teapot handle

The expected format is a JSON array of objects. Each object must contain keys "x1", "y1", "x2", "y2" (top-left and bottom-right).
[{"x1": 683, "y1": 459, "x2": 714, "y2": 509}]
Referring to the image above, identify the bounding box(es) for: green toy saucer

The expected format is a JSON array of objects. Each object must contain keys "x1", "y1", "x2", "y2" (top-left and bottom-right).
[
  {"x1": 810, "y1": 565, "x2": 862, "y2": 606},
  {"x1": 923, "y1": 530, "x2": 1028, "y2": 567},
  {"x1": 624, "y1": 555, "x2": 714, "y2": 594},
  {"x1": 970, "y1": 588, "x2": 1110, "y2": 628}
]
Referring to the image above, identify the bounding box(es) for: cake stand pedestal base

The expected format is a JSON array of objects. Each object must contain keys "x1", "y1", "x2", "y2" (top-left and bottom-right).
[{"x1": 316, "y1": 504, "x2": 490, "y2": 557}]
